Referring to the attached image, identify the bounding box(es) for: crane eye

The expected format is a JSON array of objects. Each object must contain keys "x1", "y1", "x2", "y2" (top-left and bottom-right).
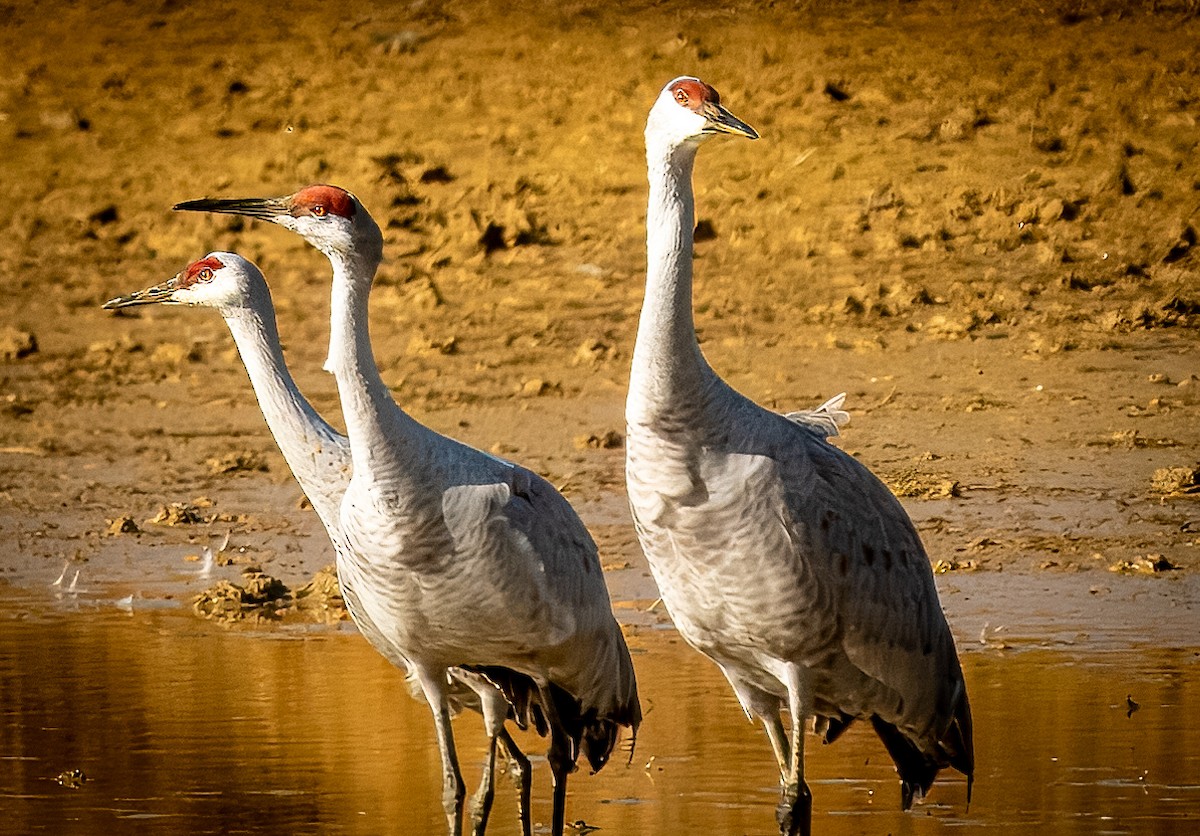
[
  {"x1": 198, "y1": 268, "x2": 214, "y2": 281},
  {"x1": 674, "y1": 89, "x2": 689, "y2": 105},
  {"x1": 311, "y1": 205, "x2": 327, "y2": 217}
]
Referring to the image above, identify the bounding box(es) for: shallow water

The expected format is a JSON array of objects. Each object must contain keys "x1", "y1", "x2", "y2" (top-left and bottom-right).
[{"x1": 1, "y1": 596, "x2": 1197, "y2": 835}]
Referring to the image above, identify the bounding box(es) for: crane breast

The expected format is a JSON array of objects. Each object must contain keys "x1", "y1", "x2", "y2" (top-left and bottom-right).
[{"x1": 629, "y1": 441, "x2": 834, "y2": 662}]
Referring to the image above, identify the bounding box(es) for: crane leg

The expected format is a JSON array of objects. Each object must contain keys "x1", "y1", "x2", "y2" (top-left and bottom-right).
[
  {"x1": 468, "y1": 730, "x2": 498, "y2": 836},
  {"x1": 470, "y1": 689, "x2": 528, "y2": 836},
  {"x1": 775, "y1": 665, "x2": 813, "y2": 836},
  {"x1": 729, "y1": 674, "x2": 790, "y2": 775},
  {"x1": 763, "y1": 711, "x2": 791, "y2": 776},
  {"x1": 547, "y1": 726, "x2": 573, "y2": 836},
  {"x1": 538, "y1": 683, "x2": 575, "y2": 836},
  {"x1": 497, "y1": 728, "x2": 533, "y2": 836},
  {"x1": 418, "y1": 670, "x2": 466, "y2": 836},
  {"x1": 468, "y1": 690, "x2": 503, "y2": 836}
]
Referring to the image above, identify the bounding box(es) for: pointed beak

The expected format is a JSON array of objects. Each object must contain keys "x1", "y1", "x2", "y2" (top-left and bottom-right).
[
  {"x1": 702, "y1": 102, "x2": 759, "y2": 140},
  {"x1": 173, "y1": 196, "x2": 290, "y2": 221},
  {"x1": 102, "y1": 274, "x2": 181, "y2": 310}
]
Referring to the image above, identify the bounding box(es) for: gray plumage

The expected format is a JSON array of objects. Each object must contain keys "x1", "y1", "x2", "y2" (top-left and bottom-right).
[
  {"x1": 103, "y1": 251, "x2": 544, "y2": 833},
  {"x1": 171, "y1": 187, "x2": 640, "y2": 836},
  {"x1": 627, "y1": 77, "x2": 972, "y2": 835}
]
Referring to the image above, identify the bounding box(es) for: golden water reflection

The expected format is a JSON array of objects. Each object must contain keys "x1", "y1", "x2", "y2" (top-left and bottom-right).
[{"x1": 0, "y1": 608, "x2": 1197, "y2": 835}]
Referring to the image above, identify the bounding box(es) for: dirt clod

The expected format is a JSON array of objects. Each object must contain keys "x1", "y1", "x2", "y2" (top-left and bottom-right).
[
  {"x1": 520, "y1": 378, "x2": 560, "y2": 398},
  {"x1": 206, "y1": 451, "x2": 268, "y2": 475},
  {"x1": 193, "y1": 570, "x2": 292, "y2": 623},
  {"x1": 934, "y1": 558, "x2": 978, "y2": 574},
  {"x1": 149, "y1": 342, "x2": 201, "y2": 366},
  {"x1": 106, "y1": 516, "x2": 141, "y2": 536},
  {"x1": 574, "y1": 430, "x2": 623, "y2": 450},
  {"x1": 407, "y1": 334, "x2": 458, "y2": 356},
  {"x1": 573, "y1": 338, "x2": 614, "y2": 366},
  {"x1": 1151, "y1": 466, "x2": 1200, "y2": 496},
  {"x1": 1109, "y1": 554, "x2": 1179, "y2": 574},
  {"x1": 0, "y1": 328, "x2": 37, "y2": 361},
  {"x1": 889, "y1": 472, "x2": 962, "y2": 499},
  {"x1": 294, "y1": 564, "x2": 348, "y2": 623},
  {"x1": 148, "y1": 503, "x2": 206, "y2": 526},
  {"x1": 1090, "y1": 430, "x2": 1179, "y2": 449}
]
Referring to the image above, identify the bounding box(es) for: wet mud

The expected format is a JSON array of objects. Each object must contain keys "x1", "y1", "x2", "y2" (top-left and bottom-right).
[{"x1": 1, "y1": 0, "x2": 1198, "y2": 597}]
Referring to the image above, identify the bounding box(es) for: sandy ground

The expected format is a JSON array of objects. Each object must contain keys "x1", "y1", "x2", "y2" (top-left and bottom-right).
[{"x1": 1, "y1": 0, "x2": 1198, "y2": 609}]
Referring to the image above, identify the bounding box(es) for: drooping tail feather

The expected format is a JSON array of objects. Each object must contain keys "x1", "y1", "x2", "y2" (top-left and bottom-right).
[
  {"x1": 466, "y1": 664, "x2": 637, "y2": 774},
  {"x1": 870, "y1": 680, "x2": 975, "y2": 811},
  {"x1": 870, "y1": 715, "x2": 940, "y2": 810},
  {"x1": 817, "y1": 712, "x2": 855, "y2": 745},
  {"x1": 947, "y1": 681, "x2": 975, "y2": 805}
]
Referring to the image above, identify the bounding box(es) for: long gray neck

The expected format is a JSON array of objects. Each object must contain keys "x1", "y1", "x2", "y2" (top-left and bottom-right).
[
  {"x1": 628, "y1": 139, "x2": 710, "y2": 425},
  {"x1": 221, "y1": 300, "x2": 344, "y2": 533},
  {"x1": 325, "y1": 251, "x2": 432, "y2": 487}
]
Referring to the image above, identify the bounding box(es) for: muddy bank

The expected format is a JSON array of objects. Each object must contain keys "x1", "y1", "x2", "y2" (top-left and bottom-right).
[{"x1": 1, "y1": 0, "x2": 1199, "y2": 608}]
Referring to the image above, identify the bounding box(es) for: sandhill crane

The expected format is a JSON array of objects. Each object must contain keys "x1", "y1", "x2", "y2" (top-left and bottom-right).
[
  {"x1": 625, "y1": 77, "x2": 974, "y2": 836},
  {"x1": 173, "y1": 187, "x2": 641, "y2": 836},
  {"x1": 103, "y1": 252, "x2": 538, "y2": 834}
]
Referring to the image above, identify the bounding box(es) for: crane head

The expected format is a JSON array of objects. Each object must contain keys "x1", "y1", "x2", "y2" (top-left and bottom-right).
[
  {"x1": 102, "y1": 252, "x2": 263, "y2": 312},
  {"x1": 647, "y1": 76, "x2": 758, "y2": 147},
  {"x1": 174, "y1": 184, "x2": 382, "y2": 264}
]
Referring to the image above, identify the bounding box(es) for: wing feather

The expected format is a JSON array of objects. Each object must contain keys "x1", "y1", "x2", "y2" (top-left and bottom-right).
[
  {"x1": 439, "y1": 459, "x2": 641, "y2": 748},
  {"x1": 775, "y1": 423, "x2": 964, "y2": 744}
]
